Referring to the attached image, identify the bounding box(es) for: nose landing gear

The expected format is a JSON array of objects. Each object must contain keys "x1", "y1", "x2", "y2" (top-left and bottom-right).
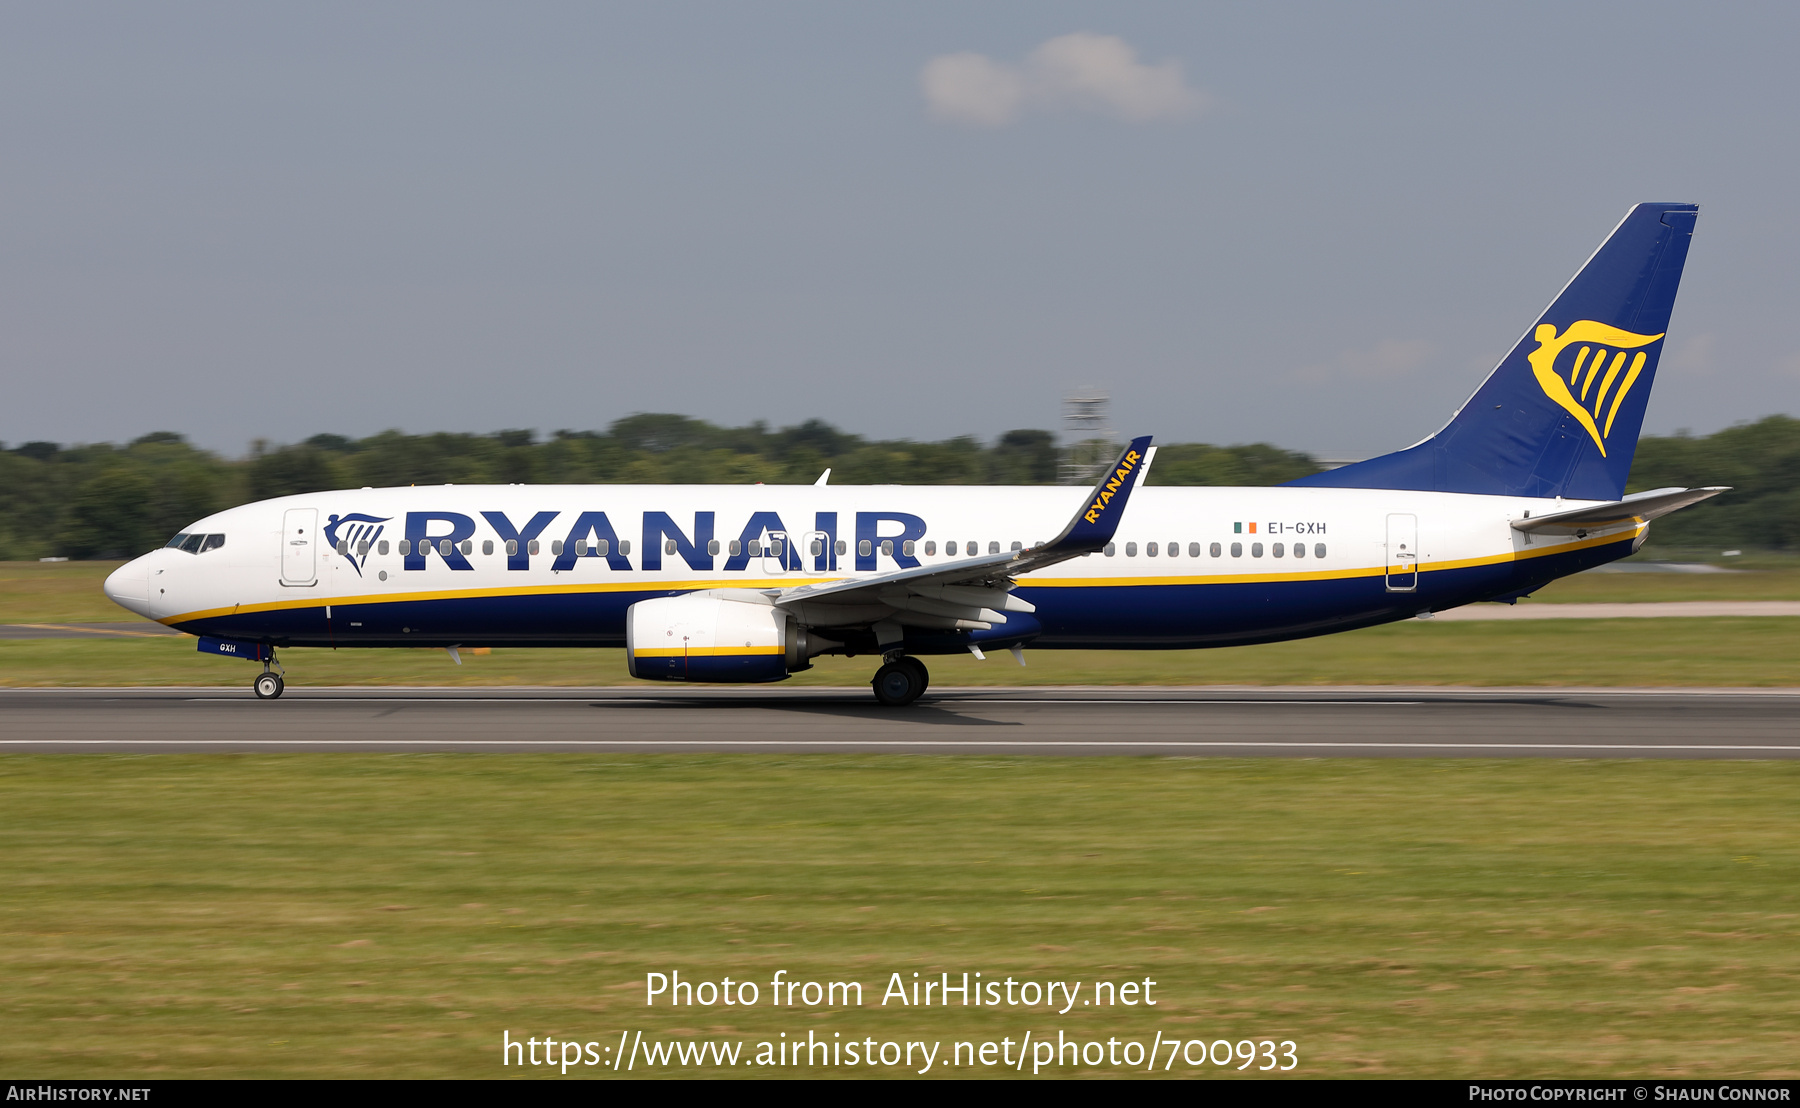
[
  {"x1": 253, "y1": 651, "x2": 285, "y2": 699},
  {"x1": 871, "y1": 654, "x2": 928, "y2": 707}
]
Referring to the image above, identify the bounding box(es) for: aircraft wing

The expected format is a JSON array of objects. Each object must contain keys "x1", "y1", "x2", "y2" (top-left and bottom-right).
[
  {"x1": 1510, "y1": 486, "x2": 1729, "y2": 535},
  {"x1": 772, "y1": 437, "x2": 1153, "y2": 635}
]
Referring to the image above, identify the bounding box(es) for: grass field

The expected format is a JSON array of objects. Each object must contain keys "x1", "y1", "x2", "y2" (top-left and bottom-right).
[
  {"x1": 4, "y1": 617, "x2": 1799, "y2": 688},
  {"x1": 1, "y1": 754, "x2": 1795, "y2": 1078}
]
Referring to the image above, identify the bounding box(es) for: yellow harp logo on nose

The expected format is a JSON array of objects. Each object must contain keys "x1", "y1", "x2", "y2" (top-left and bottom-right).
[{"x1": 1527, "y1": 321, "x2": 1664, "y2": 457}]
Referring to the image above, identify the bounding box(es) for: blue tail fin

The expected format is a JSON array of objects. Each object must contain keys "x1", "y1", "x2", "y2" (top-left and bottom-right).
[{"x1": 1290, "y1": 203, "x2": 1698, "y2": 501}]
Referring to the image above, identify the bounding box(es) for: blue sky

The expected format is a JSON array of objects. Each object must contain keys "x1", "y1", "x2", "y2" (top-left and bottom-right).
[{"x1": 3, "y1": 2, "x2": 1796, "y2": 457}]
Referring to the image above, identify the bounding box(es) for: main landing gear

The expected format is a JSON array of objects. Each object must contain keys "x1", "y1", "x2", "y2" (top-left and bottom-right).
[
  {"x1": 871, "y1": 655, "x2": 928, "y2": 707},
  {"x1": 253, "y1": 651, "x2": 285, "y2": 700}
]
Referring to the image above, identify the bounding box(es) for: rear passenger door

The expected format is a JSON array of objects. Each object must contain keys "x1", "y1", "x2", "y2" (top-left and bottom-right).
[{"x1": 1385, "y1": 513, "x2": 1418, "y2": 592}]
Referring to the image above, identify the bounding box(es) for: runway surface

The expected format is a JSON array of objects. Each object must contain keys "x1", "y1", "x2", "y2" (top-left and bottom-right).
[{"x1": 3, "y1": 686, "x2": 1797, "y2": 758}]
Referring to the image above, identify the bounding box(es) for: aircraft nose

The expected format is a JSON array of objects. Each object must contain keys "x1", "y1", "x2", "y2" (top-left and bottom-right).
[{"x1": 102, "y1": 557, "x2": 153, "y2": 618}]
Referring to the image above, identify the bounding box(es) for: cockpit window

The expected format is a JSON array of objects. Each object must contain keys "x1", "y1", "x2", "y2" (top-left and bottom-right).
[{"x1": 167, "y1": 532, "x2": 224, "y2": 554}]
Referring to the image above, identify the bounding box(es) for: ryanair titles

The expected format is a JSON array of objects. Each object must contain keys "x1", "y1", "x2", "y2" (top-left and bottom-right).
[
  {"x1": 364, "y1": 509, "x2": 927, "y2": 574},
  {"x1": 1082, "y1": 449, "x2": 1143, "y2": 525}
]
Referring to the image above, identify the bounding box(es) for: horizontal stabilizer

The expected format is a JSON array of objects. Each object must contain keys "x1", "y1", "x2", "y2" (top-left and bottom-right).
[{"x1": 1511, "y1": 486, "x2": 1728, "y2": 535}]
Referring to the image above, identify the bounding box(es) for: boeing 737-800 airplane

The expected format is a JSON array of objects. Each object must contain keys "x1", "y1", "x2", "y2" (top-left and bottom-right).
[{"x1": 104, "y1": 203, "x2": 1721, "y2": 705}]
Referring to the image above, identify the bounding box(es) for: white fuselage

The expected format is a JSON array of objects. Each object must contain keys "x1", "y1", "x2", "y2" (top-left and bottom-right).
[{"x1": 104, "y1": 483, "x2": 1641, "y2": 654}]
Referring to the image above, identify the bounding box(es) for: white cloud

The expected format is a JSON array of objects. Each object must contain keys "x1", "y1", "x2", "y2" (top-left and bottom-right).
[
  {"x1": 921, "y1": 33, "x2": 1206, "y2": 127},
  {"x1": 1297, "y1": 339, "x2": 1437, "y2": 384}
]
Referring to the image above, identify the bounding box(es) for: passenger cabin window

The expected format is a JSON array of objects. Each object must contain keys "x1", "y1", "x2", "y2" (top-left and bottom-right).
[
  {"x1": 1293, "y1": 542, "x2": 1305, "y2": 559},
  {"x1": 903, "y1": 540, "x2": 915, "y2": 557},
  {"x1": 1146, "y1": 542, "x2": 1158, "y2": 557},
  {"x1": 505, "y1": 540, "x2": 518, "y2": 556},
  {"x1": 482, "y1": 540, "x2": 494, "y2": 555},
  {"x1": 595, "y1": 539, "x2": 610, "y2": 556},
  {"x1": 729, "y1": 540, "x2": 742, "y2": 556},
  {"x1": 356, "y1": 540, "x2": 369, "y2": 556},
  {"x1": 399, "y1": 540, "x2": 412, "y2": 556},
  {"x1": 1125, "y1": 542, "x2": 1137, "y2": 557},
  {"x1": 1011, "y1": 541, "x2": 1022, "y2": 552},
  {"x1": 335, "y1": 540, "x2": 349, "y2": 555},
  {"x1": 1252, "y1": 543, "x2": 1264, "y2": 558},
  {"x1": 987, "y1": 541, "x2": 999, "y2": 554},
  {"x1": 1190, "y1": 542, "x2": 1201, "y2": 557},
  {"x1": 439, "y1": 539, "x2": 453, "y2": 556},
  {"x1": 750, "y1": 540, "x2": 764, "y2": 556},
  {"x1": 858, "y1": 540, "x2": 871, "y2": 557},
  {"x1": 574, "y1": 539, "x2": 587, "y2": 555},
  {"x1": 1104, "y1": 542, "x2": 1116, "y2": 556},
  {"x1": 1273, "y1": 542, "x2": 1285, "y2": 558},
  {"x1": 1210, "y1": 542, "x2": 1222, "y2": 558},
  {"x1": 1230, "y1": 542, "x2": 1243, "y2": 558},
  {"x1": 879, "y1": 539, "x2": 893, "y2": 557},
  {"x1": 707, "y1": 539, "x2": 721, "y2": 556},
  {"x1": 1314, "y1": 543, "x2": 1326, "y2": 558},
  {"x1": 945, "y1": 541, "x2": 957, "y2": 556},
  {"x1": 525, "y1": 539, "x2": 536, "y2": 555},
  {"x1": 924, "y1": 540, "x2": 936, "y2": 556},
  {"x1": 379, "y1": 540, "x2": 391, "y2": 555},
  {"x1": 550, "y1": 540, "x2": 563, "y2": 555},
  {"x1": 834, "y1": 540, "x2": 846, "y2": 556}
]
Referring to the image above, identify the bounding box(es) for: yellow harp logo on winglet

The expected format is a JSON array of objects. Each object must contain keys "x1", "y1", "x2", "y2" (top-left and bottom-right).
[{"x1": 1527, "y1": 320, "x2": 1663, "y2": 456}]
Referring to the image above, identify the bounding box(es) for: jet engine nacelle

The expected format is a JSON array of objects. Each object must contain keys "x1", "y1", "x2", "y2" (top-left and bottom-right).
[{"x1": 625, "y1": 594, "x2": 831, "y2": 683}]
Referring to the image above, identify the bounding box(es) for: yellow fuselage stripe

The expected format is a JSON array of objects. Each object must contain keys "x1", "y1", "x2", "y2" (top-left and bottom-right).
[
  {"x1": 631, "y1": 646, "x2": 783, "y2": 658},
  {"x1": 162, "y1": 526, "x2": 1641, "y2": 626}
]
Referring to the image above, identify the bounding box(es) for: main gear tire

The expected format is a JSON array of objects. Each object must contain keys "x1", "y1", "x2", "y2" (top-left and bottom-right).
[
  {"x1": 897, "y1": 655, "x2": 929, "y2": 694},
  {"x1": 871, "y1": 660, "x2": 925, "y2": 707},
  {"x1": 254, "y1": 672, "x2": 285, "y2": 700}
]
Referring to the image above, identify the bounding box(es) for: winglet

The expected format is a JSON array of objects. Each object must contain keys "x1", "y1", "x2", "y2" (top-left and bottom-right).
[{"x1": 1040, "y1": 435, "x2": 1153, "y2": 554}]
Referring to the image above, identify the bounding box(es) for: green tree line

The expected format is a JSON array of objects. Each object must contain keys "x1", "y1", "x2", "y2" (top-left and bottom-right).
[
  {"x1": 0, "y1": 415, "x2": 1317, "y2": 560},
  {"x1": 1, "y1": 413, "x2": 1792, "y2": 560}
]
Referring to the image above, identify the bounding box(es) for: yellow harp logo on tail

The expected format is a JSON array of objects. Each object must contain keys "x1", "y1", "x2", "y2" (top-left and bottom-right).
[{"x1": 1526, "y1": 321, "x2": 1664, "y2": 456}]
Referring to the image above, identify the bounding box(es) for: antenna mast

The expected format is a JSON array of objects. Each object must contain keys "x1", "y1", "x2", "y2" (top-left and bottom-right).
[{"x1": 1059, "y1": 391, "x2": 1119, "y2": 485}]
